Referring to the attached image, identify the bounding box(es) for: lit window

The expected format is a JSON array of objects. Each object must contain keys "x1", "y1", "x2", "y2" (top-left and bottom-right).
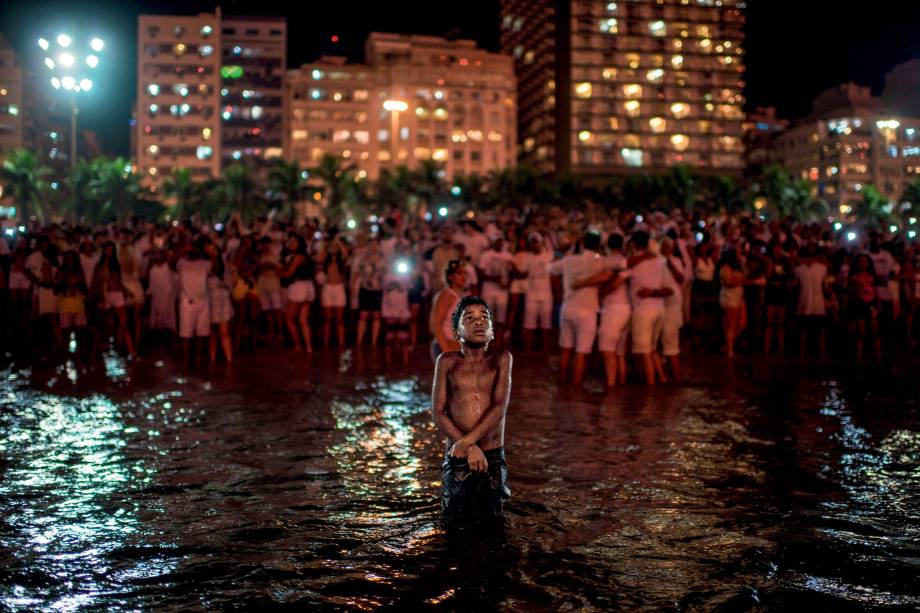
[
  {"x1": 196, "y1": 146, "x2": 213, "y2": 160},
  {"x1": 354, "y1": 131, "x2": 369, "y2": 144},
  {"x1": 649, "y1": 117, "x2": 666, "y2": 133},
  {"x1": 312, "y1": 69, "x2": 323, "y2": 80},
  {"x1": 432, "y1": 148, "x2": 448, "y2": 161},
  {"x1": 696, "y1": 25, "x2": 711, "y2": 37},
  {"x1": 623, "y1": 84, "x2": 642, "y2": 99},
  {"x1": 378, "y1": 129, "x2": 389, "y2": 142},
  {"x1": 173, "y1": 83, "x2": 189, "y2": 97},
  {"x1": 699, "y1": 38, "x2": 712, "y2": 52},
  {"x1": 488, "y1": 131, "x2": 502, "y2": 142},
  {"x1": 201, "y1": 25, "x2": 213, "y2": 37},
  {"x1": 578, "y1": 130, "x2": 592, "y2": 143},
  {"x1": 600, "y1": 18, "x2": 618, "y2": 34},
  {"x1": 671, "y1": 134, "x2": 689, "y2": 151},
  {"x1": 200, "y1": 44, "x2": 213, "y2": 57},
  {"x1": 400, "y1": 127, "x2": 410, "y2": 140},
  {"x1": 647, "y1": 69, "x2": 664, "y2": 83},
  {"x1": 292, "y1": 130, "x2": 307, "y2": 140},
  {"x1": 451, "y1": 131, "x2": 467, "y2": 143},
  {"x1": 607, "y1": 2, "x2": 617, "y2": 11},
  {"x1": 311, "y1": 89, "x2": 322, "y2": 100},
  {"x1": 202, "y1": 127, "x2": 212, "y2": 140},
  {"x1": 721, "y1": 56, "x2": 734, "y2": 66},
  {"x1": 147, "y1": 83, "x2": 160, "y2": 96},
  {"x1": 148, "y1": 104, "x2": 158, "y2": 115},
  {"x1": 625, "y1": 100, "x2": 641, "y2": 117},
  {"x1": 649, "y1": 21, "x2": 666, "y2": 36},
  {"x1": 414, "y1": 147, "x2": 432, "y2": 159},
  {"x1": 670, "y1": 102, "x2": 690, "y2": 118},
  {"x1": 434, "y1": 107, "x2": 448, "y2": 120},
  {"x1": 524, "y1": 50, "x2": 535, "y2": 64},
  {"x1": 333, "y1": 92, "x2": 342, "y2": 102},
  {"x1": 626, "y1": 53, "x2": 640, "y2": 69},
  {"x1": 174, "y1": 43, "x2": 187, "y2": 56},
  {"x1": 523, "y1": 137, "x2": 535, "y2": 152},
  {"x1": 354, "y1": 89, "x2": 368, "y2": 100},
  {"x1": 602, "y1": 67, "x2": 617, "y2": 79},
  {"x1": 467, "y1": 130, "x2": 483, "y2": 142},
  {"x1": 148, "y1": 145, "x2": 159, "y2": 155},
  {"x1": 622, "y1": 148, "x2": 644, "y2": 167},
  {"x1": 671, "y1": 55, "x2": 684, "y2": 69}
]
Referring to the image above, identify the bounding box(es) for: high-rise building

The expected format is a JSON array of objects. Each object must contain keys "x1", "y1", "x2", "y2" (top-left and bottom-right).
[
  {"x1": 0, "y1": 32, "x2": 25, "y2": 163},
  {"x1": 136, "y1": 12, "x2": 223, "y2": 193},
  {"x1": 219, "y1": 16, "x2": 286, "y2": 171},
  {"x1": 285, "y1": 33, "x2": 516, "y2": 181},
  {"x1": 767, "y1": 83, "x2": 920, "y2": 216},
  {"x1": 499, "y1": 0, "x2": 746, "y2": 176}
]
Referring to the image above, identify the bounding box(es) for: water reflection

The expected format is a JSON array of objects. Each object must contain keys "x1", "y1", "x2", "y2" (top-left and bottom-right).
[{"x1": 0, "y1": 354, "x2": 917, "y2": 609}]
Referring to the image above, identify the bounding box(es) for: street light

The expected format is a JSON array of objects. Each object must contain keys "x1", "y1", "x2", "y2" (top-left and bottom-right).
[{"x1": 38, "y1": 32, "x2": 104, "y2": 166}]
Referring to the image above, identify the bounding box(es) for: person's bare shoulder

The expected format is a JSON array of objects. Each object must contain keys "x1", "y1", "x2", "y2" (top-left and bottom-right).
[{"x1": 436, "y1": 351, "x2": 463, "y2": 368}]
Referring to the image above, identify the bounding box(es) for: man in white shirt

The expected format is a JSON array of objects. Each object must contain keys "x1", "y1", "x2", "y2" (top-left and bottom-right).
[
  {"x1": 547, "y1": 232, "x2": 607, "y2": 385},
  {"x1": 794, "y1": 243, "x2": 828, "y2": 359},
  {"x1": 596, "y1": 234, "x2": 631, "y2": 388},
  {"x1": 177, "y1": 237, "x2": 212, "y2": 367},
  {"x1": 514, "y1": 232, "x2": 555, "y2": 352},
  {"x1": 454, "y1": 221, "x2": 490, "y2": 268},
  {"x1": 660, "y1": 236, "x2": 686, "y2": 383},
  {"x1": 628, "y1": 231, "x2": 672, "y2": 385},
  {"x1": 478, "y1": 237, "x2": 515, "y2": 340},
  {"x1": 868, "y1": 230, "x2": 898, "y2": 336}
]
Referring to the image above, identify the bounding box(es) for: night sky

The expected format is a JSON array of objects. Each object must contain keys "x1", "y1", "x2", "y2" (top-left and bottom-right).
[{"x1": 2, "y1": 0, "x2": 920, "y2": 156}]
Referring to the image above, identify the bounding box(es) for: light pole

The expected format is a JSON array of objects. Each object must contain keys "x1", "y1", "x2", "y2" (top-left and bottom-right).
[
  {"x1": 383, "y1": 99, "x2": 408, "y2": 164},
  {"x1": 38, "y1": 34, "x2": 104, "y2": 167}
]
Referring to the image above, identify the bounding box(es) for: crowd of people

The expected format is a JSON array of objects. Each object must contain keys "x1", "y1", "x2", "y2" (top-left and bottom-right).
[{"x1": 1, "y1": 204, "x2": 917, "y2": 385}]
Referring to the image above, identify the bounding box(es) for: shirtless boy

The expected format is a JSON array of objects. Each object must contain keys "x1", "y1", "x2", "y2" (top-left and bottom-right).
[{"x1": 431, "y1": 296, "x2": 513, "y2": 524}]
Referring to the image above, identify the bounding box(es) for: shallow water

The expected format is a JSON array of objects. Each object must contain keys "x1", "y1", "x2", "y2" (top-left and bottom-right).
[{"x1": 1, "y1": 350, "x2": 918, "y2": 610}]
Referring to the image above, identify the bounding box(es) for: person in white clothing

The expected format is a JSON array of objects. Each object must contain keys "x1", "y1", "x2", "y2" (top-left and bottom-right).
[
  {"x1": 454, "y1": 221, "x2": 490, "y2": 268},
  {"x1": 478, "y1": 238, "x2": 515, "y2": 344},
  {"x1": 177, "y1": 237, "x2": 213, "y2": 367},
  {"x1": 628, "y1": 231, "x2": 672, "y2": 385},
  {"x1": 547, "y1": 232, "x2": 608, "y2": 385},
  {"x1": 660, "y1": 236, "x2": 686, "y2": 383},
  {"x1": 794, "y1": 243, "x2": 828, "y2": 359},
  {"x1": 595, "y1": 234, "x2": 631, "y2": 388},
  {"x1": 514, "y1": 232, "x2": 554, "y2": 352}
]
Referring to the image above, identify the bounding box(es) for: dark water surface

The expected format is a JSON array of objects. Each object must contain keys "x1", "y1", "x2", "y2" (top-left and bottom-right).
[{"x1": 1, "y1": 350, "x2": 918, "y2": 611}]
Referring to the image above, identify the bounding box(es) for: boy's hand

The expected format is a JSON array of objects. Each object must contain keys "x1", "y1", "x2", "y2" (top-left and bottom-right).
[
  {"x1": 467, "y1": 445, "x2": 489, "y2": 473},
  {"x1": 449, "y1": 438, "x2": 471, "y2": 459}
]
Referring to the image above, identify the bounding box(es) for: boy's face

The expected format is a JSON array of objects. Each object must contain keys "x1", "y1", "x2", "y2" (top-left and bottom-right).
[{"x1": 455, "y1": 304, "x2": 493, "y2": 345}]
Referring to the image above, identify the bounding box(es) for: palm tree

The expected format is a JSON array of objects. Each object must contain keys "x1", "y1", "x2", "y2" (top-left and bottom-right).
[
  {"x1": 221, "y1": 163, "x2": 263, "y2": 222},
  {"x1": 311, "y1": 154, "x2": 357, "y2": 224},
  {"x1": 162, "y1": 167, "x2": 199, "y2": 221},
  {"x1": 0, "y1": 149, "x2": 52, "y2": 223},
  {"x1": 660, "y1": 164, "x2": 696, "y2": 211},
  {"x1": 452, "y1": 172, "x2": 488, "y2": 210},
  {"x1": 267, "y1": 158, "x2": 307, "y2": 222},
  {"x1": 853, "y1": 185, "x2": 894, "y2": 229},
  {"x1": 64, "y1": 158, "x2": 100, "y2": 223},
  {"x1": 411, "y1": 159, "x2": 445, "y2": 218},
  {"x1": 87, "y1": 157, "x2": 141, "y2": 223},
  {"x1": 900, "y1": 178, "x2": 920, "y2": 219}
]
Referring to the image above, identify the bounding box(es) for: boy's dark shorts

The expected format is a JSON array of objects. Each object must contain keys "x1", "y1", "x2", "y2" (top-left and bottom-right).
[{"x1": 441, "y1": 447, "x2": 510, "y2": 524}]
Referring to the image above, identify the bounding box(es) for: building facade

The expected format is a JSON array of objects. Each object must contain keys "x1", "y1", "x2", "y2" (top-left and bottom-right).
[
  {"x1": 499, "y1": 0, "x2": 746, "y2": 176},
  {"x1": 285, "y1": 33, "x2": 516, "y2": 181},
  {"x1": 219, "y1": 16, "x2": 286, "y2": 171},
  {"x1": 136, "y1": 12, "x2": 223, "y2": 193},
  {"x1": 769, "y1": 83, "x2": 920, "y2": 215},
  {"x1": 0, "y1": 33, "x2": 25, "y2": 163}
]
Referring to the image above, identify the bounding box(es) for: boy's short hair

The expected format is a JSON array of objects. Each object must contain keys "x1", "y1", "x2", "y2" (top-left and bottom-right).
[
  {"x1": 444, "y1": 258, "x2": 465, "y2": 284},
  {"x1": 607, "y1": 233, "x2": 624, "y2": 250},
  {"x1": 452, "y1": 295, "x2": 493, "y2": 332},
  {"x1": 583, "y1": 232, "x2": 601, "y2": 251}
]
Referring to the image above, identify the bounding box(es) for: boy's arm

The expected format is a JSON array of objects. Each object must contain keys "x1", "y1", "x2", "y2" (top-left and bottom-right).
[
  {"x1": 431, "y1": 354, "x2": 467, "y2": 444},
  {"x1": 452, "y1": 352, "x2": 512, "y2": 453}
]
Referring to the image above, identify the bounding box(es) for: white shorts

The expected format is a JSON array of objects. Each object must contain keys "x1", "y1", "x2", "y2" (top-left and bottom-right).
[
  {"x1": 558, "y1": 305, "x2": 597, "y2": 354},
  {"x1": 598, "y1": 304, "x2": 631, "y2": 353},
  {"x1": 104, "y1": 290, "x2": 125, "y2": 310},
  {"x1": 321, "y1": 283, "x2": 347, "y2": 308},
  {"x1": 631, "y1": 306, "x2": 664, "y2": 354},
  {"x1": 179, "y1": 297, "x2": 210, "y2": 338},
  {"x1": 8, "y1": 271, "x2": 30, "y2": 290},
  {"x1": 286, "y1": 280, "x2": 315, "y2": 304},
  {"x1": 661, "y1": 303, "x2": 683, "y2": 357},
  {"x1": 481, "y1": 285, "x2": 509, "y2": 324},
  {"x1": 259, "y1": 289, "x2": 283, "y2": 311},
  {"x1": 523, "y1": 296, "x2": 553, "y2": 330}
]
